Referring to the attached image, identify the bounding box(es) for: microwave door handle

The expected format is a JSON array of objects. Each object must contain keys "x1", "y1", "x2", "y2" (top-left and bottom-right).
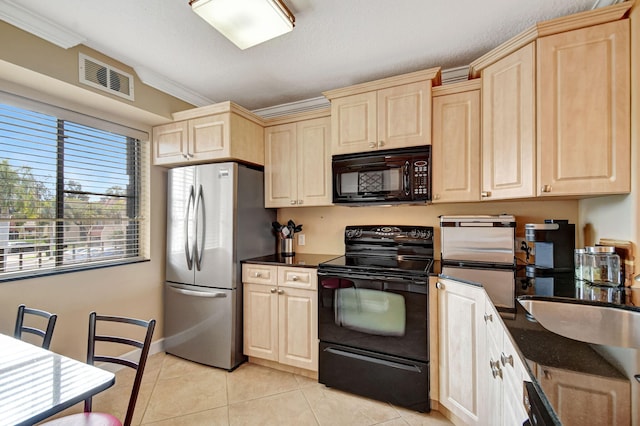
[
  {"x1": 403, "y1": 160, "x2": 410, "y2": 196},
  {"x1": 343, "y1": 162, "x2": 388, "y2": 171}
]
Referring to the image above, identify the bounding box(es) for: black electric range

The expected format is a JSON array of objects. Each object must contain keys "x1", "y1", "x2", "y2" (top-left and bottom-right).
[{"x1": 317, "y1": 225, "x2": 435, "y2": 412}]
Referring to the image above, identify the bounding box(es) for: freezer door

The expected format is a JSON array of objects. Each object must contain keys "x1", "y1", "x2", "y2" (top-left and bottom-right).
[
  {"x1": 163, "y1": 283, "x2": 242, "y2": 369},
  {"x1": 166, "y1": 166, "x2": 196, "y2": 285},
  {"x1": 194, "y1": 163, "x2": 235, "y2": 289}
]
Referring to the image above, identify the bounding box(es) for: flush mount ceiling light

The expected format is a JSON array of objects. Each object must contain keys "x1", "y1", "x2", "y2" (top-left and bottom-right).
[{"x1": 189, "y1": 0, "x2": 295, "y2": 50}]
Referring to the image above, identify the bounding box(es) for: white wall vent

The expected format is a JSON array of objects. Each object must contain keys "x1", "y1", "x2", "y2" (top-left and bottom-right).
[{"x1": 79, "y1": 53, "x2": 134, "y2": 101}]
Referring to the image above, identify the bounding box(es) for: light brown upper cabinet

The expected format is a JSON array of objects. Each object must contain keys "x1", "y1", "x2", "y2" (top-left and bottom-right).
[
  {"x1": 481, "y1": 43, "x2": 536, "y2": 200},
  {"x1": 152, "y1": 101, "x2": 264, "y2": 167},
  {"x1": 323, "y1": 68, "x2": 441, "y2": 155},
  {"x1": 264, "y1": 110, "x2": 332, "y2": 208},
  {"x1": 537, "y1": 19, "x2": 630, "y2": 196},
  {"x1": 431, "y1": 80, "x2": 481, "y2": 203},
  {"x1": 470, "y1": 3, "x2": 632, "y2": 200}
]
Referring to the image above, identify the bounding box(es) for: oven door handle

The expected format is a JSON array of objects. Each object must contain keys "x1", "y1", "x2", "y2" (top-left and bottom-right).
[
  {"x1": 323, "y1": 347, "x2": 423, "y2": 373},
  {"x1": 318, "y1": 270, "x2": 427, "y2": 285}
]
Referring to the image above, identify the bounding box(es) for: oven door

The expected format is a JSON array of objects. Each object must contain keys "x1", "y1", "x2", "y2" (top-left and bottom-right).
[{"x1": 318, "y1": 270, "x2": 428, "y2": 362}]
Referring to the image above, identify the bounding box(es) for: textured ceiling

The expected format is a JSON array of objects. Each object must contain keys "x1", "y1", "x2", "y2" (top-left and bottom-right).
[{"x1": 2, "y1": 0, "x2": 603, "y2": 111}]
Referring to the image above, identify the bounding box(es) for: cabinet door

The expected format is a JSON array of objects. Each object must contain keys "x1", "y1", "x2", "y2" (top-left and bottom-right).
[
  {"x1": 537, "y1": 364, "x2": 631, "y2": 426},
  {"x1": 264, "y1": 123, "x2": 298, "y2": 208},
  {"x1": 189, "y1": 114, "x2": 229, "y2": 162},
  {"x1": 438, "y1": 279, "x2": 485, "y2": 425},
  {"x1": 278, "y1": 287, "x2": 318, "y2": 371},
  {"x1": 481, "y1": 42, "x2": 536, "y2": 200},
  {"x1": 537, "y1": 20, "x2": 630, "y2": 196},
  {"x1": 297, "y1": 117, "x2": 332, "y2": 207},
  {"x1": 378, "y1": 80, "x2": 432, "y2": 149},
  {"x1": 330, "y1": 91, "x2": 377, "y2": 155},
  {"x1": 152, "y1": 121, "x2": 188, "y2": 165},
  {"x1": 432, "y1": 89, "x2": 481, "y2": 202},
  {"x1": 243, "y1": 283, "x2": 278, "y2": 361},
  {"x1": 501, "y1": 337, "x2": 529, "y2": 426},
  {"x1": 484, "y1": 329, "x2": 504, "y2": 426}
]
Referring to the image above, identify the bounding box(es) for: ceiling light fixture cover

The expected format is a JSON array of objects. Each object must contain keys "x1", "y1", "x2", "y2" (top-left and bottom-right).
[{"x1": 190, "y1": 0, "x2": 295, "y2": 50}]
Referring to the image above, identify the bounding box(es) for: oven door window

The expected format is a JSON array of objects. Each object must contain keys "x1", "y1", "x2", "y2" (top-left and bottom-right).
[
  {"x1": 319, "y1": 274, "x2": 428, "y2": 362},
  {"x1": 336, "y1": 287, "x2": 406, "y2": 336}
]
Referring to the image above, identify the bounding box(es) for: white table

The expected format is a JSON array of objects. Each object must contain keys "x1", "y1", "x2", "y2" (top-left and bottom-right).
[{"x1": 0, "y1": 333, "x2": 115, "y2": 426}]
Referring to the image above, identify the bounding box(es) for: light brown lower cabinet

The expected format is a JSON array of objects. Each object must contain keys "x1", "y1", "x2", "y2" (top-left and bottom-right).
[
  {"x1": 536, "y1": 364, "x2": 631, "y2": 426},
  {"x1": 242, "y1": 264, "x2": 318, "y2": 372}
]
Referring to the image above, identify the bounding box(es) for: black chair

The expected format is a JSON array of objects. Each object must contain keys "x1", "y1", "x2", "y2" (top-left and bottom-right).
[
  {"x1": 42, "y1": 312, "x2": 156, "y2": 426},
  {"x1": 14, "y1": 304, "x2": 57, "y2": 350}
]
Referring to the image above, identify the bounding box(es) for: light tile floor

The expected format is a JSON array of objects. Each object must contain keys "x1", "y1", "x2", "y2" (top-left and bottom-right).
[{"x1": 46, "y1": 352, "x2": 454, "y2": 426}]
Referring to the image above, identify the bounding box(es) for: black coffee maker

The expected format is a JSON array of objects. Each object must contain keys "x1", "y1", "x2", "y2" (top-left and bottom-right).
[
  {"x1": 525, "y1": 219, "x2": 575, "y2": 272},
  {"x1": 524, "y1": 220, "x2": 576, "y2": 297}
]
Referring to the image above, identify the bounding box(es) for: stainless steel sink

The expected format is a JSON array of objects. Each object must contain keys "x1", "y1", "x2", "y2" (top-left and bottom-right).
[{"x1": 518, "y1": 298, "x2": 640, "y2": 349}]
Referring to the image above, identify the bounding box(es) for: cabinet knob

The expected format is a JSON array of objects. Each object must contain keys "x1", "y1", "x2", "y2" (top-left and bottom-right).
[
  {"x1": 298, "y1": 200, "x2": 304, "y2": 205},
  {"x1": 435, "y1": 282, "x2": 444, "y2": 290},
  {"x1": 542, "y1": 185, "x2": 552, "y2": 193},
  {"x1": 369, "y1": 141, "x2": 376, "y2": 148},
  {"x1": 291, "y1": 275, "x2": 298, "y2": 281},
  {"x1": 254, "y1": 272, "x2": 262, "y2": 278},
  {"x1": 500, "y1": 352, "x2": 514, "y2": 367},
  {"x1": 484, "y1": 312, "x2": 493, "y2": 323},
  {"x1": 182, "y1": 154, "x2": 189, "y2": 159},
  {"x1": 270, "y1": 288, "x2": 277, "y2": 293},
  {"x1": 378, "y1": 140, "x2": 384, "y2": 147},
  {"x1": 490, "y1": 360, "x2": 503, "y2": 379},
  {"x1": 481, "y1": 191, "x2": 492, "y2": 198},
  {"x1": 290, "y1": 200, "x2": 298, "y2": 205},
  {"x1": 434, "y1": 194, "x2": 440, "y2": 200},
  {"x1": 277, "y1": 289, "x2": 284, "y2": 295},
  {"x1": 543, "y1": 369, "x2": 551, "y2": 380}
]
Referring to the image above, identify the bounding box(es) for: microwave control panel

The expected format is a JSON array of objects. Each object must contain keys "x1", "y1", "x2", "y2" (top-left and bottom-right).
[{"x1": 413, "y1": 160, "x2": 429, "y2": 196}]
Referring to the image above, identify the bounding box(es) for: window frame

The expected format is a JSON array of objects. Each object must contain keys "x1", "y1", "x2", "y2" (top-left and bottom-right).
[{"x1": 0, "y1": 91, "x2": 149, "y2": 282}]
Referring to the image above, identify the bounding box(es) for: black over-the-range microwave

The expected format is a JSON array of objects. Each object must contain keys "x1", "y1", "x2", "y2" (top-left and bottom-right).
[{"x1": 332, "y1": 146, "x2": 431, "y2": 205}]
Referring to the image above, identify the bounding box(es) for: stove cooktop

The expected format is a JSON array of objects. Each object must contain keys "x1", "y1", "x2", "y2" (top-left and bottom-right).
[{"x1": 319, "y1": 254, "x2": 434, "y2": 277}]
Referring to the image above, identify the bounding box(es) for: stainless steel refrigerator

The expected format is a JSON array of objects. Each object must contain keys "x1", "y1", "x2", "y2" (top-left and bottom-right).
[{"x1": 164, "y1": 162, "x2": 276, "y2": 370}]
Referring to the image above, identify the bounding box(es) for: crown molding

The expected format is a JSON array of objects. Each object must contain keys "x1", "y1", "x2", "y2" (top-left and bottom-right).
[
  {"x1": 134, "y1": 65, "x2": 215, "y2": 108},
  {"x1": 252, "y1": 96, "x2": 330, "y2": 118},
  {"x1": 0, "y1": 0, "x2": 85, "y2": 48},
  {"x1": 441, "y1": 66, "x2": 470, "y2": 84}
]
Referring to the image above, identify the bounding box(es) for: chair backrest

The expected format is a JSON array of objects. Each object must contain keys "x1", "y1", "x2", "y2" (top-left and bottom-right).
[
  {"x1": 14, "y1": 304, "x2": 57, "y2": 350},
  {"x1": 85, "y1": 312, "x2": 156, "y2": 426}
]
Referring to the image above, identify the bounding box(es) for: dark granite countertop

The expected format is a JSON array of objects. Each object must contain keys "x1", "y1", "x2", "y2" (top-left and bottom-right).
[
  {"x1": 243, "y1": 253, "x2": 341, "y2": 268},
  {"x1": 440, "y1": 269, "x2": 639, "y2": 425}
]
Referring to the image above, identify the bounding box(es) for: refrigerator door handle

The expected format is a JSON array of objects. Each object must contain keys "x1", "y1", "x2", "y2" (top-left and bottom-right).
[
  {"x1": 185, "y1": 185, "x2": 195, "y2": 270},
  {"x1": 168, "y1": 284, "x2": 227, "y2": 298},
  {"x1": 194, "y1": 184, "x2": 205, "y2": 271}
]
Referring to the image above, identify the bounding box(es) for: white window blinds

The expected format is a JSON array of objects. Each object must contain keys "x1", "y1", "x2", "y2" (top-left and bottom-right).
[{"x1": 0, "y1": 101, "x2": 145, "y2": 278}]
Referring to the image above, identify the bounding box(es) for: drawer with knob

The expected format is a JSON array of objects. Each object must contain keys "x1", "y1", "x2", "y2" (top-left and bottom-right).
[
  {"x1": 242, "y1": 264, "x2": 276, "y2": 285},
  {"x1": 279, "y1": 267, "x2": 316, "y2": 290}
]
